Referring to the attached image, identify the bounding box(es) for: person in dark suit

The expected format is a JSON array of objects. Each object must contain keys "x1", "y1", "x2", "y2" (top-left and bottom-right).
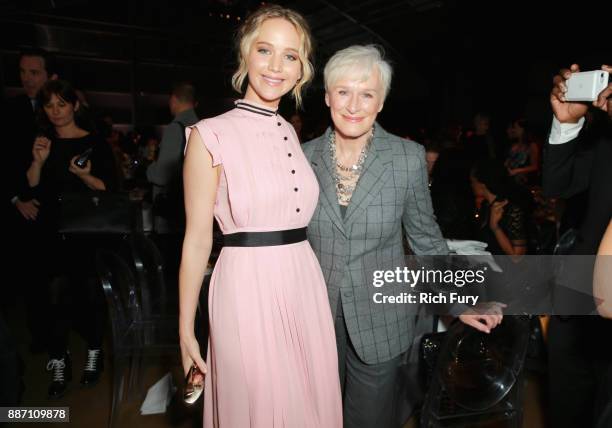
[
  {"x1": 544, "y1": 63, "x2": 612, "y2": 428},
  {"x1": 303, "y1": 45, "x2": 504, "y2": 428},
  {"x1": 4, "y1": 48, "x2": 58, "y2": 352},
  {"x1": 7, "y1": 49, "x2": 59, "y2": 219}
]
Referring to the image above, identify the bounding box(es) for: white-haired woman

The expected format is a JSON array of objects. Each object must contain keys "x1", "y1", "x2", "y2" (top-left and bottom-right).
[
  {"x1": 179, "y1": 5, "x2": 342, "y2": 427},
  {"x1": 302, "y1": 45, "x2": 503, "y2": 427}
]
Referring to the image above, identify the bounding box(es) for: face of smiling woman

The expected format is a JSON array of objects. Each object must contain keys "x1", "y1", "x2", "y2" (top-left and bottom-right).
[
  {"x1": 325, "y1": 68, "x2": 384, "y2": 143},
  {"x1": 244, "y1": 18, "x2": 303, "y2": 109}
]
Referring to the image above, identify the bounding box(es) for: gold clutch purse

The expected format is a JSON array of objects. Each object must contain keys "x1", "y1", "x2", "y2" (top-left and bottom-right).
[{"x1": 183, "y1": 364, "x2": 204, "y2": 405}]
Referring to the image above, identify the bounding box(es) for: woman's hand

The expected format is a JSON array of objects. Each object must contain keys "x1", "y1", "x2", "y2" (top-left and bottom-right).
[
  {"x1": 180, "y1": 331, "x2": 207, "y2": 381},
  {"x1": 459, "y1": 301, "x2": 507, "y2": 333},
  {"x1": 15, "y1": 199, "x2": 40, "y2": 221},
  {"x1": 32, "y1": 136, "x2": 51, "y2": 165},
  {"x1": 68, "y1": 155, "x2": 91, "y2": 177},
  {"x1": 68, "y1": 157, "x2": 107, "y2": 190},
  {"x1": 594, "y1": 221, "x2": 612, "y2": 318},
  {"x1": 489, "y1": 199, "x2": 508, "y2": 230}
]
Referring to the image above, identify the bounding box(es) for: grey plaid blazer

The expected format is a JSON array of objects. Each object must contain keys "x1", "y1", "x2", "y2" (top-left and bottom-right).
[{"x1": 303, "y1": 123, "x2": 449, "y2": 364}]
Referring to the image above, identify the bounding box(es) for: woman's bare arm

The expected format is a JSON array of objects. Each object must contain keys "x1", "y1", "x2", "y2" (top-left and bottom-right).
[
  {"x1": 179, "y1": 127, "x2": 220, "y2": 374},
  {"x1": 594, "y1": 221, "x2": 612, "y2": 318}
]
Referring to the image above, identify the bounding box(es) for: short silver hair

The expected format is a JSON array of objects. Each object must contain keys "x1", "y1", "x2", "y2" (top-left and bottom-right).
[{"x1": 324, "y1": 44, "x2": 393, "y2": 100}]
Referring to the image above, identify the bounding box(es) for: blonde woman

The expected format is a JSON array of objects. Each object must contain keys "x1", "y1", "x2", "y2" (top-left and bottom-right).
[{"x1": 178, "y1": 5, "x2": 342, "y2": 427}]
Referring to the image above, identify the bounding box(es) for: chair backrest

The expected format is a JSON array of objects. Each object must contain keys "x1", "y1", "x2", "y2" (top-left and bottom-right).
[
  {"x1": 129, "y1": 233, "x2": 168, "y2": 317},
  {"x1": 96, "y1": 249, "x2": 143, "y2": 349}
]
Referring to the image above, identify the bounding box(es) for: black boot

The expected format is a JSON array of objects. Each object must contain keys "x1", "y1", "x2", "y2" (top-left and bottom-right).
[
  {"x1": 80, "y1": 348, "x2": 104, "y2": 387},
  {"x1": 46, "y1": 352, "x2": 72, "y2": 399}
]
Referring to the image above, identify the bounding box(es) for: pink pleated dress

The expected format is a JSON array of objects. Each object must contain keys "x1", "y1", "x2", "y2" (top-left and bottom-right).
[{"x1": 186, "y1": 100, "x2": 342, "y2": 428}]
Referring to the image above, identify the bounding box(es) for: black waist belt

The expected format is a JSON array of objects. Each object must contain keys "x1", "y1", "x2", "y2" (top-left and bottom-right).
[{"x1": 223, "y1": 227, "x2": 307, "y2": 247}]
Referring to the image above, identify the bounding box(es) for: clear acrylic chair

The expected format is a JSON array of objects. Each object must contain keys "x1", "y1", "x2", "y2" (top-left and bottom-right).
[
  {"x1": 96, "y1": 249, "x2": 178, "y2": 428},
  {"x1": 420, "y1": 316, "x2": 530, "y2": 428},
  {"x1": 129, "y1": 233, "x2": 172, "y2": 322}
]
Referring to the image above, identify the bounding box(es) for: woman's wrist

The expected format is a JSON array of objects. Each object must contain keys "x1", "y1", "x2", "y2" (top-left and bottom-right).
[
  {"x1": 179, "y1": 320, "x2": 195, "y2": 336},
  {"x1": 31, "y1": 159, "x2": 44, "y2": 169}
]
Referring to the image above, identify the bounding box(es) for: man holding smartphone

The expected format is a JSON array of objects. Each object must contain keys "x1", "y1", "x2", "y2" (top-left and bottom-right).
[{"x1": 544, "y1": 63, "x2": 612, "y2": 428}]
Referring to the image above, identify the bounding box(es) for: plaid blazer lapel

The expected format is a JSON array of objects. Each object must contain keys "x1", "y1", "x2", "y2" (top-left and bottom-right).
[
  {"x1": 344, "y1": 125, "x2": 393, "y2": 227},
  {"x1": 311, "y1": 134, "x2": 347, "y2": 237}
]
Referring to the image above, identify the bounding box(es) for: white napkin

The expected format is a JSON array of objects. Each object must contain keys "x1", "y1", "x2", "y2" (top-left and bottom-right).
[
  {"x1": 140, "y1": 372, "x2": 176, "y2": 415},
  {"x1": 446, "y1": 239, "x2": 488, "y2": 252},
  {"x1": 446, "y1": 239, "x2": 503, "y2": 272}
]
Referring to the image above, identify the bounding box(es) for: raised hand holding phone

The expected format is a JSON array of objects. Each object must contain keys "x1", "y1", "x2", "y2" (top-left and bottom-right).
[
  {"x1": 551, "y1": 64, "x2": 612, "y2": 123},
  {"x1": 565, "y1": 70, "x2": 609, "y2": 102}
]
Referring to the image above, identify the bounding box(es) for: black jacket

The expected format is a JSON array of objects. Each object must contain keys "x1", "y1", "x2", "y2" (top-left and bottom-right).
[
  {"x1": 543, "y1": 128, "x2": 612, "y2": 254},
  {"x1": 4, "y1": 94, "x2": 39, "y2": 204}
]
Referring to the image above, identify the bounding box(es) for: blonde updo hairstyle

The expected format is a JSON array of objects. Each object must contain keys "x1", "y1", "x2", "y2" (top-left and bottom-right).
[{"x1": 231, "y1": 4, "x2": 314, "y2": 109}]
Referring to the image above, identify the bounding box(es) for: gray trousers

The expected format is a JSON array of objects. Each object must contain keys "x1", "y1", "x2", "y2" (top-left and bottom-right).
[{"x1": 335, "y1": 300, "x2": 402, "y2": 428}]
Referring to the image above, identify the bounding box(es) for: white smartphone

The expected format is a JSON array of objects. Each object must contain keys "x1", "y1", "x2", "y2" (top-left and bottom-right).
[{"x1": 565, "y1": 70, "x2": 609, "y2": 102}]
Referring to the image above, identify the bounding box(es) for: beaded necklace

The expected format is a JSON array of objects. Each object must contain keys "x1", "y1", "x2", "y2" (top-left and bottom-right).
[{"x1": 328, "y1": 127, "x2": 374, "y2": 205}]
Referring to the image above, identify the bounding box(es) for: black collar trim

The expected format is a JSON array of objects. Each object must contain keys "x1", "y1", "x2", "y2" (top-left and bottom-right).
[{"x1": 235, "y1": 101, "x2": 277, "y2": 117}]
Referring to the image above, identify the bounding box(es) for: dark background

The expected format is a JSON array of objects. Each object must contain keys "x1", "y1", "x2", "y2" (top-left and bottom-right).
[{"x1": 1, "y1": 0, "x2": 610, "y2": 139}]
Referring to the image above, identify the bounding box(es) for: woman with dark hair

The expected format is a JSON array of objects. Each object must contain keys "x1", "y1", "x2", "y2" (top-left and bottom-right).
[
  {"x1": 470, "y1": 159, "x2": 532, "y2": 257},
  {"x1": 505, "y1": 118, "x2": 540, "y2": 185},
  {"x1": 26, "y1": 79, "x2": 116, "y2": 398}
]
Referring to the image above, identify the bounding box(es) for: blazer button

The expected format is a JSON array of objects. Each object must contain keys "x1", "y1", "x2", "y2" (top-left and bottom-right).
[
  {"x1": 294, "y1": 187, "x2": 298, "y2": 192},
  {"x1": 288, "y1": 153, "x2": 292, "y2": 157},
  {"x1": 296, "y1": 208, "x2": 300, "y2": 212},
  {"x1": 284, "y1": 136, "x2": 288, "y2": 140},
  {"x1": 291, "y1": 170, "x2": 295, "y2": 174},
  {"x1": 277, "y1": 122, "x2": 281, "y2": 126},
  {"x1": 343, "y1": 291, "x2": 353, "y2": 298}
]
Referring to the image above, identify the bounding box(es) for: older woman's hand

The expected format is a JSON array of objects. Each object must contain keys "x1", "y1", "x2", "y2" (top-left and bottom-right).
[{"x1": 458, "y1": 301, "x2": 507, "y2": 333}]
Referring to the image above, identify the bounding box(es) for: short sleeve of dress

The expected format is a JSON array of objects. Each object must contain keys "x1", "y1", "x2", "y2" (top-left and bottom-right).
[{"x1": 185, "y1": 120, "x2": 222, "y2": 167}]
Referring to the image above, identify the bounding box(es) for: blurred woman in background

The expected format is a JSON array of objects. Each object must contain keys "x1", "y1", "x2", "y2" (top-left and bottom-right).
[{"x1": 27, "y1": 79, "x2": 116, "y2": 398}]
